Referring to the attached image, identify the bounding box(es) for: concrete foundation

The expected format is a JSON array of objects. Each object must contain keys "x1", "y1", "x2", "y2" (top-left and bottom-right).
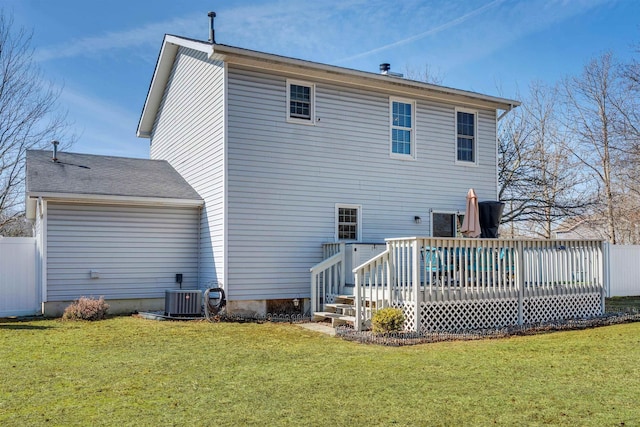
[
  {"x1": 226, "y1": 299, "x2": 267, "y2": 317},
  {"x1": 42, "y1": 298, "x2": 165, "y2": 318},
  {"x1": 42, "y1": 297, "x2": 308, "y2": 318}
]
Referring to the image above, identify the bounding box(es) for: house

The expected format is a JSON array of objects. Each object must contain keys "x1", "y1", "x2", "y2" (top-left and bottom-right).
[
  {"x1": 22, "y1": 33, "x2": 605, "y2": 329},
  {"x1": 136, "y1": 34, "x2": 522, "y2": 316},
  {"x1": 25, "y1": 150, "x2": 203, "y2": 316}
]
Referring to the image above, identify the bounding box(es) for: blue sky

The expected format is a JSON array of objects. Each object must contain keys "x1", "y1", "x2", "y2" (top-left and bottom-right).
[{"x1": 5, "y1": 0, "x2": 640, "y2": 159}]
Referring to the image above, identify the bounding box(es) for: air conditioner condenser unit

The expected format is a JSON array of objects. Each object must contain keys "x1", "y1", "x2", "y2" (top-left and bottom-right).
[{"x1": 165, "y1": 290, "x2": 202, "y2": 316}]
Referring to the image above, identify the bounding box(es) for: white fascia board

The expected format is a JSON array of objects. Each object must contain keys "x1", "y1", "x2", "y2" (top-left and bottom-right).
[
  {"x1": 26, "y1": 195, "x2": 37, "y2": 220},
  {"x1": 27, "y1": 192, "x2": 204, "y2": 208},
  {"x1": 165, "y1": 35, "x2": 214, "y2": 55},
  {"x1": 212, "y1": 44, "x2": 521, "y2": 111},
  {"x1": 137, "y1": 35, "x2": 520, "y2": 137},
  {"x1": 137, "y1": 35, "x2": 215, "y2": 138}
]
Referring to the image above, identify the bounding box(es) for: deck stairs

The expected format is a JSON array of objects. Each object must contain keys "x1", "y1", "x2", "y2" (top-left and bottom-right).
[{"x1": 313, "y1": 295, "x2": 356, "y2": 327}]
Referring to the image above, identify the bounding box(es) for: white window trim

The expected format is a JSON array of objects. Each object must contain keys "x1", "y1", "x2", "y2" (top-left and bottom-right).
[
  {"x1": 389, "y1": 97, "x2": 417, "y2": 161},
  {"x1": 335, "y1": 204, "x2": 362, "y2": 242},
  {"x1": 455, "y1": 107, "x2": 478, "y2": 166},
  {"x1": 286, "y1": 79, "x2": 315, "y2": 126},
  {"x1": 430, "y1": 210, "x2": 465, "y2": 238}
]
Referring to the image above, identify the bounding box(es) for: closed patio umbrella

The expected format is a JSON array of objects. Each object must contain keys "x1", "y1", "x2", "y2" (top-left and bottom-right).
[{"x1": 460, "y1": 188, "x2": 481, "y2": 238}]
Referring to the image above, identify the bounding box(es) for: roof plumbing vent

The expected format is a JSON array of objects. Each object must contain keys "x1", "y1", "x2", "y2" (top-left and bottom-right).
[
  {"x1": 379, "y1": 63, "x2": 403, "y2": 78},
  {"x1": 51, "y1": 140, "x2": 59, "y2": 162},
  {"x1": 208, "y1": 11, "x2": 216, "y2": 43}
]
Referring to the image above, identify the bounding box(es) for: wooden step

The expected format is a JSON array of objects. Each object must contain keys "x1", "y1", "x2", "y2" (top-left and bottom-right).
[
  {"x1": 313, "y1": 311, "x2": 344, "y2": 320},
  {"x1": 313, "y1": 311, "x2": 356, "y2": 327},
  {"x1": 335, "y1": 295, "x2": 355, "y2": 304},
  {"x1": 325, "y1": 303, "x2": 355, "y2": 311},
  {"x1": 324, "y1": 304, "x2": 355, "y2": 317}
]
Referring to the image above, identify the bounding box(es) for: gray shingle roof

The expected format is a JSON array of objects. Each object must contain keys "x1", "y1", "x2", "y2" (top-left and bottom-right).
[{"x1": 26, "y1": 150, "x2": 202, "y2": 201}]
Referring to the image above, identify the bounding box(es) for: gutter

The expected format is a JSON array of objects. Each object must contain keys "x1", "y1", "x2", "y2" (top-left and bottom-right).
[
  {"x1": 26, "y1": 192, "x2": 204, "y2": 208},
  {"x1": 138, "y1": 36, "x2": 522, "y2": 137}
]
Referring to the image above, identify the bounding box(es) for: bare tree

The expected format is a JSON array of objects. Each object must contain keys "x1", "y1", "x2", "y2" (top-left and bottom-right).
[
  {"x1": 0, "y1": 11, "x2": 71, "y2": 235},
  {"x1": 403, "y1": 64, "x2": 445, "y2": 85},
  {"x1": 499, "y1": 82, "x2": 590, "y2": 238},
  {"x1": 561, "y1": 52, "x2": 626, "y2": 244}
]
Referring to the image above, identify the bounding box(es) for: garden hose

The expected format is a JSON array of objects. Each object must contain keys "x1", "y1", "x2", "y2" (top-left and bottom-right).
[{"x1": 203, "y1": 287, "x2": 226, "y2": 320}]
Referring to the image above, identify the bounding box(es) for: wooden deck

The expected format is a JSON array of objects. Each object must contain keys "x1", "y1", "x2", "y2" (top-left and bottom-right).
[{"x1": 311, "y1": 238, "x2": 605, "y2": 332}]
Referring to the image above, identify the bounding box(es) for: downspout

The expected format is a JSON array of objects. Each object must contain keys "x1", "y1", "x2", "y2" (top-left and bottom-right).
[
  {"x1": 40, "y1": 198, "x2": 48, "y2": 313},
  {"x1": 496, "y1": 104, "x2": 515, "y2": 207},
  {"x1": 197, "y1": 205, "x2": 202, "y2": 290}
]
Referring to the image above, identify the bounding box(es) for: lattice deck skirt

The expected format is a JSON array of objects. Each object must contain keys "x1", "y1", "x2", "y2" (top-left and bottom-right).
[{"x1": 394, "y1": 292, "x2": 602, "y2": 332}]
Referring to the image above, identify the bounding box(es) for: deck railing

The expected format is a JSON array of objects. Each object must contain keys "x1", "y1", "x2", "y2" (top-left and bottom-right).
[
  {"x1": 310, "y1": 242, "x2": 345, "y2": 313},
  {"x1": 353, "y1": 237, "x2": 605, "y2": 331}
]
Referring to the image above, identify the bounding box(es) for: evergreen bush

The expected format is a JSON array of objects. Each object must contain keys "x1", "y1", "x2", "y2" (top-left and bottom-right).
[{"x1": 371, "y1": 307, "x2": 405, "y2": 334}]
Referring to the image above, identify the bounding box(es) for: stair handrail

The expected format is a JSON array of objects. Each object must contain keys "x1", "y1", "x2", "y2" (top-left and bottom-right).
[
  {"x1": 310, "y1": 249, "x2": 345, "y2": 313},
  {"x1": 354, "y1": 248, "x2": 391, "y2": 331}
]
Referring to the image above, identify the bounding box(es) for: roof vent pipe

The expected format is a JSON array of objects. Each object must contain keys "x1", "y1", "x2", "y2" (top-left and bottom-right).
[
  {"x1": 51, "y1": 140, "x2": 59, "y2": 162},
  {"x1": 208, "y1": 11, "x2": 216, "y2": 43},
  {"x1": 380, "y1": 63, "x2": 391, "y2": 74}
]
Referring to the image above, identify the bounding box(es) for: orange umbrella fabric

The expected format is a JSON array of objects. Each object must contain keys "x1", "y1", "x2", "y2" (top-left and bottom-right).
[{"x1": 460, "y1": 188, "x2": 481, "y2": 238}]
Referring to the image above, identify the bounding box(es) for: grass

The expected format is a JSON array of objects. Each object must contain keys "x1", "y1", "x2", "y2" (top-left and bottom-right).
[
  {"x1": 605, "y1": 296, "x2": 640, "y2": 312},
  {"x1": 1, "y1": 316, "x2": 640, "y2": 426}
]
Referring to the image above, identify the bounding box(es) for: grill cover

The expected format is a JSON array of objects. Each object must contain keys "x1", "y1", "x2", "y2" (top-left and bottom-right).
[{"x1": 478, "y1": 201, "x2": 505, "y2": 238}]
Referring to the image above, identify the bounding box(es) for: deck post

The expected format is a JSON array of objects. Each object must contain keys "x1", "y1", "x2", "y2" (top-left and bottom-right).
[
  {"x1": 516, "y1": 240, "x2": 525, "y2": 325},
  {"x1": 310, "y1": 272, "x2": 317, "y2": 314},
  {"x1": 339, "y1": 242, "x2": 346, "y2": 295},
  {"x1": 600, "y1": 241, "x2": 607, "y2": 313},
  {"x1": 354, "y1": 272, "x2": 362, "y2": 331},
  {"x1": 412, "y1": 238, "x2": 420, "y2": 332},
  {"x1": 386, "y1": 241, "x2": 394, "y2": 310}
]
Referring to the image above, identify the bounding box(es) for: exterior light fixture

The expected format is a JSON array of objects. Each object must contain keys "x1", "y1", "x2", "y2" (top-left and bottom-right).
[
  {"x1": 414, "y1": 216, "x2": 422, "y2": 224},
  {"x1": 293, "y1": 298, "x2": 300, "y2": 307}
]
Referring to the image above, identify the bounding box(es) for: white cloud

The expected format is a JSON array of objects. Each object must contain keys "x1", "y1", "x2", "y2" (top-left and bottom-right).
[
  {"x1": 335, "y1": 0, "x2": 507, "y2": 64},
  {"x1": 35, "y1": 0, "x2": 620, "y2": 69},
  {"x1": 36, "y1": 13, "x2": 203, "y2": 62}
]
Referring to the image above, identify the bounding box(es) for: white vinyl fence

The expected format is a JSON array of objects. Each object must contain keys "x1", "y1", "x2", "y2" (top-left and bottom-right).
[
  {"x1": 0, "y1": 237, "x2": 40, "y2": 317},
  {"x1": 607, "y1": 244, "x2": 640, "y2": 297}
]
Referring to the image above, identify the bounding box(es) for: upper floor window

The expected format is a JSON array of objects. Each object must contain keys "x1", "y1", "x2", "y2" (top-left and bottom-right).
[
  {"x1": 390, "y1": 98, "x2": 416, "y2": 159},
  {"x1": 336, "y1": 204, "x2": 361, "y2": 241},
  {"x1": 287, "y1": 79, "x2": 315, "y2": 124},
  {"x1": 456, "y1": 109, "x2": 477, "y2": 164}
]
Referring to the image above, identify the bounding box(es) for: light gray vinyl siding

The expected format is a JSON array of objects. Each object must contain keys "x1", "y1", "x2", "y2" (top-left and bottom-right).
[
  {"x1": 225, "y1": 67, "x2": 498, "y2": 300},
  {"x1": 150, "y1": 46, "x2": 225, "y2": 289},
  {"x1": 46, "y1": 203, "x2": 199, "y2": 301}
]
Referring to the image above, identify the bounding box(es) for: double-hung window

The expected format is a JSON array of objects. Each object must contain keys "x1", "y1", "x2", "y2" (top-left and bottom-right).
[
  {"x1": 456, "y1": 109, "x2": 477, "y2": 164},
  {"x1": 335, "y1": 204, "x2": 361, "y2": 241},
  {"x1": 287, "y1": 79, "x2": 314, "y2": 124},
  {"x1": 390, "y1": 98, "x2": 416, "y2": 159}
]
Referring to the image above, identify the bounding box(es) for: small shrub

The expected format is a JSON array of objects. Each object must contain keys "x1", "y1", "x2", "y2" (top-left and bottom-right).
[
  {"x1": 372, "y1": 307, "x2": 405, "y2": 334},
  {"x1": 62, "y1": 296, "x2": 109, "y2": 321}
]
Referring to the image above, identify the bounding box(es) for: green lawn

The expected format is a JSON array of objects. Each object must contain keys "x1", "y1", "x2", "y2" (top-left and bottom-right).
[
  {"x1": 1, "y1": 317, "x2": 639, "y2": 426},
  {"x1": 606, "y1": 296, "x2": 640, "y2": 312}
]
